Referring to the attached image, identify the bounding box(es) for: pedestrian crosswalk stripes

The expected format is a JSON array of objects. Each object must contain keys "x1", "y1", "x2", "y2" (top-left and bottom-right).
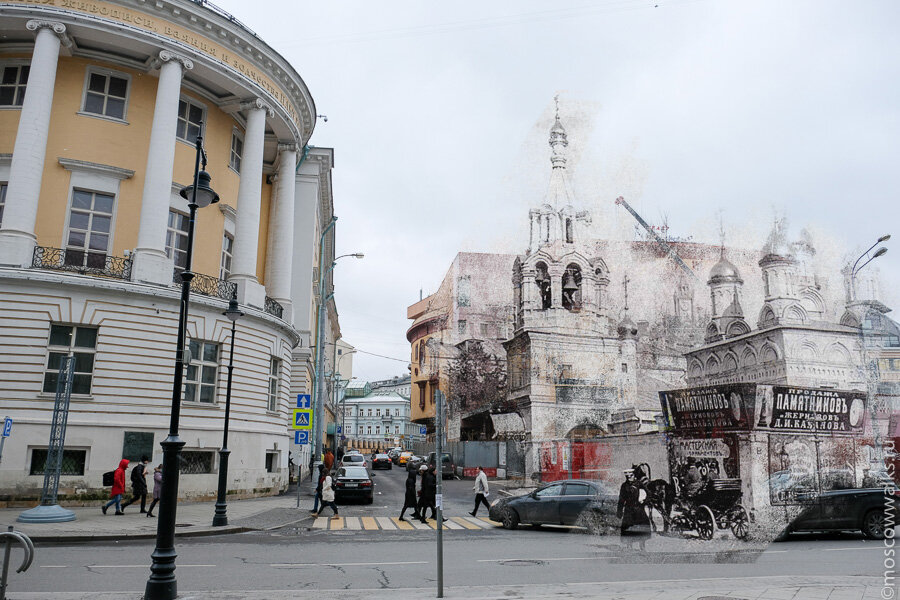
[{"x1": 310, "y1": 515, "x2": 501, "y2": 532}]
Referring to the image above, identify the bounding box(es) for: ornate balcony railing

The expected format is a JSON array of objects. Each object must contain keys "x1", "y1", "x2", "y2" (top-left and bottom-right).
[
  {"x1": 173, "y1": 270, "x2": 237, "y2": 301},
  {"x1": 32, "y1": 246, "x2": 132, "y2": 280},
  {"x1": 264, "y1": 295, "x2": 284, "y2": 319}
]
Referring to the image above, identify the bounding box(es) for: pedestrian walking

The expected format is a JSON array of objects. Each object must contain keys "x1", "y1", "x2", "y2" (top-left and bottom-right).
[
  {"x1": 323, "y1": 448, "x2": 335, "y2": 472},
  {"x1": 101, "y1": 459, "x2": 129, "y2": 515},
  {"x1": 309, "y1": 464, "x2": 326, "y2": 514},
  {"x1": 316, "y1": 471, "x2": 340, "y2": 519},
  {"x1": 399, "y1": 467, "x2": 420, "y2": 521},
  {"x1": 470, "y1": 465, "x2": 491, "y2": 516},
  {"x1": 418, "y1": 464, "x2": 445, "y2": 522},
  {"x1": 121, "y1": 455, "x2": 150, "y2": 513},
  {"x1": 146, "y1": 464, "x2": 162, "y2": 517},
  {"x1": 617, "y1": 468, "x2": 651, "y2": 552}
]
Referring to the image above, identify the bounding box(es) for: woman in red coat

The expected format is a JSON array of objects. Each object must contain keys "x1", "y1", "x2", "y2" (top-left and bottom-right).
[{"x1": 102, "y1": 459, "x2": 129, "y2": 515}]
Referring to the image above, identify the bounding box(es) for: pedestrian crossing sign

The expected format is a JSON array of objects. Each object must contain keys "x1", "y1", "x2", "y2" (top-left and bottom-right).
[{"x1": 292, "y1": 409, "x2": 313, "y2": 430}]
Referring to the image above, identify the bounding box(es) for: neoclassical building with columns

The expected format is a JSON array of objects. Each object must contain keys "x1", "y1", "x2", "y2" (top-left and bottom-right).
[{"x1": 0, "y1": 0, "x2": 339, "y2": 502}]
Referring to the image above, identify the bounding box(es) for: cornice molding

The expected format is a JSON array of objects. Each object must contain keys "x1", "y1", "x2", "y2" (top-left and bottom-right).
[{"x1": 58, "y1": 157, "x2": 135, "y2": 180}]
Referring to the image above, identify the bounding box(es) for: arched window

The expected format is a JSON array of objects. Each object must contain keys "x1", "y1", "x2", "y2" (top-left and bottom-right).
[
  {"x1": 535, "y1": 262, "x2": 551, "y2": 310},
  {"x1": 565, "y1": 218, "x2": 573, "y2": 243}
]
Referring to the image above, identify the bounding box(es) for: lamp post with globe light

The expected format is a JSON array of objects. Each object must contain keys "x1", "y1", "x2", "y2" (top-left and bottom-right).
[{"x1": 145, "y1": 133, "x2": 219, "y2": 600}]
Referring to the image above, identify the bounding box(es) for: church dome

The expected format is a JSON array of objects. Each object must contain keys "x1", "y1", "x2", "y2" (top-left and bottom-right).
[{"x1": 708, "y1": 256, "x2": 742, "y2": 284}]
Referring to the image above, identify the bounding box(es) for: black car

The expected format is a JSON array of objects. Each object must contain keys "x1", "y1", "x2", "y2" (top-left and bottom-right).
[
  {"x1": 333, "y1": 466, "x2": 375, "y2": 504},
  {"x1": 427, "y1": 452, "x2": 455, "y2": 479},
  {"x1": 780, "y1": 486, "x2": 900, "y2": 540},
  {"x1": 372, "y1": 453, "x2": 393, "y2": 470},
  {"x1": 488, "y1": 479, "x2": 617, "y2": 532}
]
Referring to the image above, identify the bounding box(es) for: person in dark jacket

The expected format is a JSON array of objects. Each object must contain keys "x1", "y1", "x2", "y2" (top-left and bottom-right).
[
  {"x1": 617, "y1": 468, "x2": 651, "y2": 550},
  {"x1": 418, "y1": 464, "x2": 445, "y2": 523},
  {"x1": 399, "y1": 468, "x2": 421, "y2": 521},
  {"x1": 309, "y1": 464, "x2": 326, "y2": 514},
  {"x1": 121, "y1": 455, "x2": 150, "y2": 513},
  {"x1": 146, "y1": 464, "x2": 163, "y2": 518},
  {"x1": 102, "y1": 459, "x2": 129, "y2": 515}
]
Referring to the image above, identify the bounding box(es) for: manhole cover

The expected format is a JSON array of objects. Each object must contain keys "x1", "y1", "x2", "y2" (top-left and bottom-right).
[
  {"x1": 175, "y1": 523, "x2": 193, "y2": 528},
  {"x1": 498, "y1": 559, "x2": 545, "y2": 567}
]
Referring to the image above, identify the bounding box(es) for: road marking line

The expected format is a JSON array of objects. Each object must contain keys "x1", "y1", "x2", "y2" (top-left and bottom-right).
[
  {"x1": 312, "y1": 517, "x2": 329, "y2": 529},
  {"x1": 376, "y1": 517, "x2": 397, "y2": 530},
  {"x1": 330, "y1": 517, "x2": 344, "y2": 529},
  {"x1": 40, "y1": 565, "x2": 68, "y2": 568},
  {"x1": 392, "y1": 517, "x2": 414, "y2": 530},
  {"x1": 85, "y1": 564, "x2": 215, "y2": 568},
  {"x1": 823, "y1": 547, "x2": 883, "y2": 551},
  {"x1": 477, "y1": 557, "x2": 601, "y2": 563},
  {"x1": 344, "y1": 517, "x2": 361, "y2": 530},
  {"x1": 361, "y1": 517, "x2": 378, "y2": 530},
  {"x1": 452, "y1": 516, "x2": 481, "y2": 530},
  {"x1": 272, "y1": 561, "x2": 428, "y2": 567},
  {"x1": 444, "y1": 519, "x2": 463, "y2": 530},
  {"x1": 423, "y1": 519, "x2": 450, "y2": 530},
  {"x1": 479, "y1": 516, "x2": 502, "y2": 527},
  {"x1": 409, "y1": 519, "x2": 432, "y2": 530}
]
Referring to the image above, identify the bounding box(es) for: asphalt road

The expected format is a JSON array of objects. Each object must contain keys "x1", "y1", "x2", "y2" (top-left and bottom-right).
[{"x1": 11, "y1": 467, "x2": 893, "y2": 596}]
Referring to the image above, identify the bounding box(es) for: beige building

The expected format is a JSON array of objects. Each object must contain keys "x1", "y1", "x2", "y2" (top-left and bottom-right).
[{"x1": 0, "y1": 0, "x2": 342, "y2": 503}]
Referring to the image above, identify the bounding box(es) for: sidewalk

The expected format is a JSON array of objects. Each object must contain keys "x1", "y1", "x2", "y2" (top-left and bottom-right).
[
  {"x1": 6, "y1": 575, "x2": 890, "y2": 599},
  {"x1": 0, "y1": 481, "x2": 317, "y2": 543}
]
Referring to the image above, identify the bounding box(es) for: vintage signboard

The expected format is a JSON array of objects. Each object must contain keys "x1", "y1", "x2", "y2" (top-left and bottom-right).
[
  {"x1": 659, "y1": 384, "x2": 755, "y2": 432},
  {"x1": 760, "y1": 385, "x2": 867, "y2": 434}
]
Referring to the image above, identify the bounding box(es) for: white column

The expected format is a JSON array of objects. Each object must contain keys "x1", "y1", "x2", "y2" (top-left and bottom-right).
[
  {"x1": 131, "y1": 51, "x2": 193, "y2": 284},
  {"x1": 230, "y1": 99, "x2": 271, "y2": 308},
  {"x1": 0, "y1": 21, "x2": 67, "y2": 267},
  {"x1": 265, "y1": 143, "x2": 298, "y2": 320}
]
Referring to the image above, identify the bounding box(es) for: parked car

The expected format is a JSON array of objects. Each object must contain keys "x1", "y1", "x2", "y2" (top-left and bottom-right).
[
  {"x1": 333, "y1": 466, "x2": 375, "y2": 504},
  {"x1": 488, "y1": 479, "x2": 617, "y2": 532},
  {"x1": 779, "y1": 486, "x2": 900, "y2": 540},
  {"x1": 339, "y1": 453, "x2": 368, "y2": 470},
  {"x1": 407, "y1": 455, "x2": 425, "y2": 472},
  {"x1": 398, "y1": 451, "x2": 414, "y2": 465},
  {"x1": 426, "y1": 452, "x2": 455, "y2": 479},
  {"x1": 372, "y1": 453, "x2": 393, "y2": 470}
]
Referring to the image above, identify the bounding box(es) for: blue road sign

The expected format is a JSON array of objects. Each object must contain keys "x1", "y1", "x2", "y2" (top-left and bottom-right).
[
  {"x1": 293, "y1": 411, "x2": 311, "y2": 428},
  {"x1": 296, "y1": 394, "x2": 311, "y2": 409},
  {"x1": 2, "y1": 418, "x2": 11, "y2": 437},
  {"x1": 294, "y1": 430, "x2": 309, "y2": 445},
  {"x1": 419, "y1": 425, "x2": 427, "y2": 436},
  {"x1": 336, "y1": 425, "x2": 342, "y2": 434}
]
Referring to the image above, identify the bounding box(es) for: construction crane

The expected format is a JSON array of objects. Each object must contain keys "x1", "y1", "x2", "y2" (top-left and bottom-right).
[{"x1": 614, "y1": 196, "x2": 697, "y2": 280}]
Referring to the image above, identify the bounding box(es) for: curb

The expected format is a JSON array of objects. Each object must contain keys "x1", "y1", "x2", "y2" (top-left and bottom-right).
[{"x1": 25, "y1": 525, "x2": 254, "y2": 544}]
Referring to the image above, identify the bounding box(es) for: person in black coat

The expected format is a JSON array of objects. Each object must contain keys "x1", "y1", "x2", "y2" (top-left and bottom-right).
[
  {"x1": 417, "y1": 465, "x2": 435, "y2": 523},
  {"x1": 617, "y1": 469, "x2": 650, "y2": 536},
  {"x1": 121, "y1": 456, "x2": 150, "y2": 513},
  {"x1": 399, "y1": 468, "x2": 420, "y2": 521}
]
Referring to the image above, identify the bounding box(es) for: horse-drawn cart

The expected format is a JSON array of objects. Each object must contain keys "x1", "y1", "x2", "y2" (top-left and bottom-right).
[{"x1": 655, "y1": 477, "x2": 750, "y2": 540}]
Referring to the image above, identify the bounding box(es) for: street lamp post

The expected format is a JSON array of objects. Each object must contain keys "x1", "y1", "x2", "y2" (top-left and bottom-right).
[
  {"x1": 849, "y1": 234, "x2": 890, "y2": 301},
  {"x1": 145, "y1": 134, "x2": 219, "y2": 600},
  {"x1": 313, "y1": 249, "x2": 363, "y2": 461},
  {"x1": 212, "y1": 297, "x2": 244, "y2": 527}
]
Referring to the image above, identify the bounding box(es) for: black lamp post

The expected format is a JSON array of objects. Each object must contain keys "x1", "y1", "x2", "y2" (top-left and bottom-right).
[
  {"x1": 213, "y1": 297, "x2": 243, "y2": 527},
  {"x1": 145, "y1": 134, "x2": 219, "y2": 600}
]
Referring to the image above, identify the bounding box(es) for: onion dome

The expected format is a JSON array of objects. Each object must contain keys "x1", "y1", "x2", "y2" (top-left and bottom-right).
[{"x1": 708, "y1": 253, "x2": 743, "y2": 285}]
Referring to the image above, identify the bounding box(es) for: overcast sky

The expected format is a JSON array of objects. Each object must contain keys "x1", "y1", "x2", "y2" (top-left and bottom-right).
[{"x1": 215, "y1": 0, "x2": 900, "y2": 381}]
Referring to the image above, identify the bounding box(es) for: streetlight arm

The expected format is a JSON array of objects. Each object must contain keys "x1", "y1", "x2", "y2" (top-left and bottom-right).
[
  {"x1": 852, "y1": 236, "x2": 890, "y2": 275},
  {"x1": 856, "y1": 248, "x2": 888, "y2": 276}
]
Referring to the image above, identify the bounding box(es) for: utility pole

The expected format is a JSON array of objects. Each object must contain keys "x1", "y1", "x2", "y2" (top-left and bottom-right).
[{"x1": 435, "y1": 389, "x2": 444, "y2": 598}]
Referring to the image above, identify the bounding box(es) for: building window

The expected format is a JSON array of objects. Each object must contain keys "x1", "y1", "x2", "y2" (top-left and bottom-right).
[
  {"x1": 166, "y1": 210, "x2": 190, "y2": 273},
  {"x1": 176, "y1": 98, "x2": 204, "y2": 144},
  {"x1": 219, "y1": 232, "x2": 234, "y2": 280},
  {"x1": 180, "y1": 451, "x2": 214, "y2": 474},
  {"x1": 367, "y1": 426, "x2": 372, "y2": 435},
  {"x1": 229, "y1": 130, "x2": 243, "y2": 173},
  {"x1": 621, "y1": 363, "x2": 628, "y2": 373},
  {"x1": 65, "y1": 190, "x2": 114, "y2": 270},
  {"x1": 268, "y1": 357, "x2": 281, "y2": 412},
  {"x1": 184, "y1": 340, "x2": 218, "y2": 403},
  {"x1": 395, "y1": 425, "x2": 400, "y2": 434},
  {"x1": 29, "y1": 448, "x2": 87, "y2": 476},
  {"x1": 395, "y1": 408, "x2": 400, "y2": 416},
  {"x1": 376, "y1": 408, "x2": 381, "y2": 416},
  {"x1": 43, "y1": 324, "x2": 98, "y2": 395},
  {"x1": 457, "y1": 275, "x2": 471, "y2": 307},
  {"x1": 0, "y1": 64, "x2": 29, "y2": 107},
  {"x1": 375, "y1": 426, "x2": 380, "y2": 435},
  {"x1": 82, "y1": 69, "x2": 129, "y2": 120},
  {"x1": 0, "y1": 182, "x2": 6, "y2": 227},
  {"x1": 368, "y1": 408, "x2": 372, "y2": 416},
  {"x1": 458, "y1": 320, "x2": 467, "y2": 335},
  {"x1": 265, "y1": 451, "x2": 278, "y2": 473},
  {"x1": 480, "y1": 323, "x2": 490, "y2": 337}
]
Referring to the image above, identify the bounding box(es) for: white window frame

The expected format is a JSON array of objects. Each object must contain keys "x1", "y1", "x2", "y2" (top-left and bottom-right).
[
  {"x1": 184, "y1": 339, "x2": 219, "y2": 404},
  {"x1": 220, "y1": 232, "x2": 234, "y2": 280},
  {"x1": 267, "y1": 357, "x2": 281, "y2": 412},
  {"x1": 229, "y1": 128, "x2": 244, "y2": 174},
  {"x1": 78, "y1": 66, "x2": 131, "y2": 123},
  {"x1": 0, "y1": 61, "x2": 30, "y2": 109},
  {"x1": 166, "y1": 209, "x2": 190, "y2": 274},
  {"x1": 63, "y1": 188, "x2": 116, "y2": 270},
  {"x1": 176, "y1": 95, "x2": 206, "y2": 146}
]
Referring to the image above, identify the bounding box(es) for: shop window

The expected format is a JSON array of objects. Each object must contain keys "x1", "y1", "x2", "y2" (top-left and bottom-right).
[
  {"x1": 43, "y1": 324, "x2": 98, "y2": 395},
  {"x1": 180, "y1": 451, "x2": 214, "y2": 474},
  {"x1": 184, "y1": 340, "x2": 219, "y2": 403},
  {"x1": 229, "y1": 129, "x2": 244, "y2": 173},
  {"x1": 268, "y1": 357, "x2": 281, "y2": 412},
  {"x1": 29, "y1": 448, "x2": 87, "y2": 476},
  {"x1": 82, "y1": 69, "x2": 129, "y2": 120},
  {"x1": 0, "y1": 64, "x2": 29, "y2": 107},
  {"x1": 176, "y1": 97, "x2": 205, "y2": 144},
  {"x1": 219, "y1": 233, "x2": 233, "y2": 279},
  {"x1": 65, "y1": 190, "x2": 115, "y2": 270},
  {"x1": 166, "y1": 210, "x2": 190, "y2": 274}
]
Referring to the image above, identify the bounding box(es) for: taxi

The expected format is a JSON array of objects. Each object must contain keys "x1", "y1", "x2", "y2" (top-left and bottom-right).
[{"x1": 398, "y1": 451, "x2": 414, "y2": 465}]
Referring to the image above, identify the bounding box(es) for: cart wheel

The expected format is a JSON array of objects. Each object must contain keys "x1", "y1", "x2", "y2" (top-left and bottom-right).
[
  {"x1": 695, "y1": 505, "x2": 715, "y2": 540},
  {"x1": 730, "y1": 505, "x2": 749, "y2": 540}
]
